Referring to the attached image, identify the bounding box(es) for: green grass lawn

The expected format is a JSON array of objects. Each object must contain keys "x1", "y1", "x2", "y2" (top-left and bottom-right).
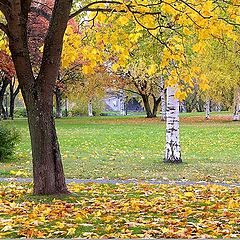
[{"x1": 1, "y1": 112, "x2": 240, "y2": 182}]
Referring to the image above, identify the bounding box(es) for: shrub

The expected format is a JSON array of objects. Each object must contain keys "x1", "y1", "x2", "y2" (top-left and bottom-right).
[
  {"x1": 14, "y1": 108, "x2": 27, "y2": 118},
  {"x1": 0, "y1": 124, "x2": 21, "y2": 161}
]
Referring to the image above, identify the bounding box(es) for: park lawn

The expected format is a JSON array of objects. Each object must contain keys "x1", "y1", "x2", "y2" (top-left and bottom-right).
[
  {"x1": 0, "y1": 112, "x2": 240, "y2": 183},
  {"x1": 0, "y1": 182, "x2": 239, "y2": 238}
]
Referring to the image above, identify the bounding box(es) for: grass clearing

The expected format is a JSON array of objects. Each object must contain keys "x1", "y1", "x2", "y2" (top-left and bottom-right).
[{"x1": 0, "y1": 112, "x2": 240, "y2": 182}]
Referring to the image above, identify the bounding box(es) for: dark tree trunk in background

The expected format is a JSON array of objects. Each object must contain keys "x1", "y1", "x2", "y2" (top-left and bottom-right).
[
  {"x1": 55, "y1": 86, "x2": 63, "y2": 118},
  {"x1": 141, "y1": 94, "x2": 161, "y2": 118},
  {"x1": 3, "y1": 0, "x2": 73, "y2": 194},
  {"x1": 142, "y1": 94, "x2": 154, "y2": 118},
  {"x1": 152, "y1": 94, "x2": 161, "y2": 118},
  {"x1": 0, "y1": 77, "x2": 10, "y2": 120},
  {"x1": 9, "y1": 78, "x2": 20, "y2": 120}
]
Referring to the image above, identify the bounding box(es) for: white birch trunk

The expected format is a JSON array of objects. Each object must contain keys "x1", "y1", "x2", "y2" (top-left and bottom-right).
[
  {"x1": 120, "y1": 90, "x2": 127, "y2": 116},
  {"x1": 160, "y1": 77, "x2": 166, "y2": 121},
  {"x1": 205, "y1": 99, "x2": 210, "y2": 120},
  {"x1": 233, "y1": 87, "x2": 240, "y2": 121},
  {"x1": 88, "y1": 100, "x2": 93, "y2": 117},
  {"x1": 164, "y1": 86, "x2": 182, "y2": 163}
]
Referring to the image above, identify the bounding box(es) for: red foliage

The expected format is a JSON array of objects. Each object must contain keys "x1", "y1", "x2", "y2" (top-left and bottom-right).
[
  {"x1": 0, "y1": 51, "x2": 15, "y2": 77},
  {"x1": 28, "y1": 0, "x2": 53, "y2": 67}
]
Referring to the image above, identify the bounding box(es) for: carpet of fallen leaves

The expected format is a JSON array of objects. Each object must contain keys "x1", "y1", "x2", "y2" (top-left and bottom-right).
[{"x1": 0, "y1": 182, "x2": 239, "y2": 239}]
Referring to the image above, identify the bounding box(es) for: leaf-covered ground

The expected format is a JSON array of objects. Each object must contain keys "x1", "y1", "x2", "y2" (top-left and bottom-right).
[
  {"x1": 1, "y1": 112, "x2": 240, "y2": 183},
  {"x1": 0, "y1": 182, "x2": 239, "y2": 238}
]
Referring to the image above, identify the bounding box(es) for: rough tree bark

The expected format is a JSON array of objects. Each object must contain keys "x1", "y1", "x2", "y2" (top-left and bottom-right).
[
  {"x1": 1, "y1": 0, "x2": 73, "y2": 194},
  {"x1": 233, "y1": 87, "x2": 240, "y2": 121},
  {"x1": 205, "y1": 99, "x2": 210, "y2": 120},
  {"x1": 164, "y1": 86, "x2": 182, "y2": 163}
]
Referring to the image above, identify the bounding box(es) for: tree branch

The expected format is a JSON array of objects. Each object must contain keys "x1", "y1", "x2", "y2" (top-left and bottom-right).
[
  {"x1": 0, "y1": 22, "x2": 8, "y2": 35},
  {"x1": 69, "y1": 0, "x2": 122, "y2": 19}
]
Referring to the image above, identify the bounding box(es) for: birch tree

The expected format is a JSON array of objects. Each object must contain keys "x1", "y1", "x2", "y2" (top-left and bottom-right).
[
  {"x1": 233, "y1": 86, "x2": 240, "y2": 121},
  {"x1": 165, "y1": 86, "x2": 181, "y2": 163}
]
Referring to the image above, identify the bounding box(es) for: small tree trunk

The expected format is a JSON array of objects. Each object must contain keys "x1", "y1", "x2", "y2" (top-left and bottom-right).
[
  {"x1": 120, "y1": 90, "x2": 127, "y2": 116},
  {"x1": 152, "y1": 95, "x2": 161, "y2": 117},
  {"x1": 142, "y1": 94, "x2": 154, "y2": 118},
  {"x1": 205, "y1": 99, "x2": 210, "y2": 120},
  {"x1": 88, "y1": 100, "x2": 93, "y2": 117},
  {"x1": 0, "y1": 77, "x2": 10, "y2": 120},
  {"x1": 180, "y1": 101, "x2": 187, "y2": 113},
  {"x1": 55, "y1": 86, "x2": 63, "y2": 118},
  {"x1": 160, "y1": 76, "x2": 166, "y2": 121},
  {"x1": 65, "y1": 97, "x2": 69, "y2": 117},
  {"x1": 164, "y1": 86, "x2": 182, "y2": 163},
  {"x1": 9, "y1": 80, "x2": 20, "y2": 120},
  {"x1": 3, "y1": 93, "x2": 9, "y2": 119},
  {"x1": 233, "y1": 87, "x2": 240, "y2": 121},
  {"x1": 161, "y1": 88, "x2": 166, "y2": 121}
]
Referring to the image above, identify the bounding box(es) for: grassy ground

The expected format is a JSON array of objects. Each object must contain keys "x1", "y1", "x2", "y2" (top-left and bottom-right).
[{"x1": 0, "y1": 112, "x2": 240, "y2": 183}]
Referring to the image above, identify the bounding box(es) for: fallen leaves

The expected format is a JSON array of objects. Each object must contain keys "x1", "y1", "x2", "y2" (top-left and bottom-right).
[{"x1": 0, "y1": 182, "x2": 239, "y2": 238}]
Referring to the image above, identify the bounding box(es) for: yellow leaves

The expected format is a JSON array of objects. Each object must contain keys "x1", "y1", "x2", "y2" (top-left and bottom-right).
[
  {"x1": 199, "y1": 74, "x2": 209, "y2": 91},
  {"x1": 9, "y1": 170, "x2": 28, "y2": 177},
  {"x1": 227, "y1": 198, "x2": 239, "y2": 209},
  {"x1": 147, "y1": 64, "x2": 157, "y2": 75},
  {"x1": 236, "y1": 16, "x2": 240, "y2": 24},
  {"x1": 105, "y1": 224, "x2": 112, "y2": 232},
  {"x1": 184, "y1": 191, "x2": 195, "y2": 197},
  {"x1": 112, "y1": 63, "x2": 120, "y2": 72},
  {"x1": 183, "y1": 27, "x2": 191, "y2": 36},
  {"x1": 0, "y1": 183, "x2": 240, "y2": 238},
  {"x1": 117, "y1": 15, "x2": 130, "y2": 25},
  {"x1": 192, "y1": 41, "x2": 206, "y2": 53},
  {"x1": 161, "y1": 4, "x2": 177, "y2": 15},
  {"x1": 67, "y1": 228, "x2": 76, "y2": 236},
  {"x1": 82, "y1": 65, "x2": 95, "y2": 75},
  {"x1": 175, "y1": 88, "x2": 187, "y2": 101},
  {"x1": 202, "y1": 1, "x2": 213, "y2": 16}
]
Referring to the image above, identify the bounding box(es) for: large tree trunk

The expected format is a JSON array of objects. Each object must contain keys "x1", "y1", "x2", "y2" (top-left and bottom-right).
[
  {"x1": 205, "y1": 99, "x2": 210, "y2": 120},
  {"x1": 164, "y1": 86, "x2": 182, "y2": 163},
  {"x1": 233, "y1": 87, "x2": 240, "y2": 121},
  {"x1": 26, "y1": 87, "x2": 68, "y2": 194},
  {"x1": 142, "y1": 94, "x2": 154, "y2": 118},
  {"x1": 55, "y1": 86, "x2": 63, "y2": 118},
  {"x1": 88, "y1": 100, "x2": 93, "y2": 117},
  {"x1": 5, "y1": 0, "x2": 73, "y2": 194}
]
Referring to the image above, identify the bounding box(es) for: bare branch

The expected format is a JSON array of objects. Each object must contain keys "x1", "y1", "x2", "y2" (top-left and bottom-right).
[{"x1": 69, "y1": 0, "x2": 122, "y2": 19}]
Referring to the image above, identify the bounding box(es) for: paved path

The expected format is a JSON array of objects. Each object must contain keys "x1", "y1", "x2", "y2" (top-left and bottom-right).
[{"x1": 0, "y1": 178, "x2": 239, "y2": 187}]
